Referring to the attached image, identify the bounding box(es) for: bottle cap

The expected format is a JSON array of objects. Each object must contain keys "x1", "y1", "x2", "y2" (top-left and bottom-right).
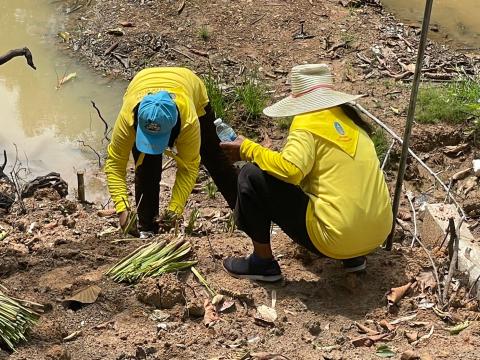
[{"x1": 213, "y1": 119, "x2": 223, "y2": 126}]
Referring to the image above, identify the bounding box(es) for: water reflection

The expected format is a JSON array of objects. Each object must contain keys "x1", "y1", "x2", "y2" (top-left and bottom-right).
[
  {"x1": 0, "y1": 0, "x2": 125, "y2": 202},
  {"x1": 382, "y1": 0, "x2": 480, "y2": 48}
]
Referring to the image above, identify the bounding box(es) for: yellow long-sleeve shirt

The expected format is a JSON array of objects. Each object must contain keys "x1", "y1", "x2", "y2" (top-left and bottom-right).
[
  {"x1": 240, "y1": 107, "x2": 392, "y2": 259},
  {"x1": 104, "y1": 67, "x2": 209, "y2": 215}
]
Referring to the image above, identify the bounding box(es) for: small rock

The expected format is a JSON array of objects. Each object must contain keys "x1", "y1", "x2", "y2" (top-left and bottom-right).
[
  {"x1": 45, "y1": 345, "x2": 71, "y2": 360},
  {"x1": 306, "y1": 320, "x2": 322, "y2": 336},
  {"x1": 187, "y1": 299, "x2": 205, "y2": 317},
  {"x1": 65, "y1": 217, "x2": 76, "y2": 229},
  {"x1": 150, "y1": 309, "x2": 170, "y2": 322},
  {"x1": 401, "y1": 350, "x2": 420, "y2": 360},
  {"x1": 136, "y1": 275, "x2": 183, "y2": 309},
  {"x1": 135, "y1": 346, "x2": 146, "y2": 360}
]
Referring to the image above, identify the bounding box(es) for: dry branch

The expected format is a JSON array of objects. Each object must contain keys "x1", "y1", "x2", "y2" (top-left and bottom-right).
[
  {"x1": 90, "y1": 100, "x2": 111, "y2": 142},
  {"x1": 77, "y1": 140, "x2": 102, "y2": 168},
  {"x1": 442, "y1": 216, "x2": 465, "y2": 304},
  {"x1": 0, "y1": 47, "x2": 36, "y2": 69}
]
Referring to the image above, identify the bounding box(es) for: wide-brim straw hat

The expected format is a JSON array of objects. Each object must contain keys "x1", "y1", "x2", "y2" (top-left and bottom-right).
[{"x1": 263, "y1": 64, "x2": 363, "y2": 117}]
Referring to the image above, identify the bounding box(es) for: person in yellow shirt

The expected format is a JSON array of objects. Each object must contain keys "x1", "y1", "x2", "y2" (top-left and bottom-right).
[
  {"x1": 105, "y1": 67, "x2": 238, "y2": 235},
  {"x1": 220, "y1": 64, "x2": 392, "y2": 281}
]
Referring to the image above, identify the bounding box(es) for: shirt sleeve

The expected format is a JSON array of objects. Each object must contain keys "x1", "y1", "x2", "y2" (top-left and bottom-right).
[
  {"x1": 166, "y1": 118, "x2": 201, "y2": 215},
  {"x1": 104, "y1": 105, "x2": 135, "y2": 213},
  {"x1": 239, "y1": 130, "x2": 315, "y2": 186}
]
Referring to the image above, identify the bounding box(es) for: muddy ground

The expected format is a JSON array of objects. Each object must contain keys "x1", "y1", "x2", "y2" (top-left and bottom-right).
[{"x1": 1, "y1": 0, "x2": 480, "y2": 359}]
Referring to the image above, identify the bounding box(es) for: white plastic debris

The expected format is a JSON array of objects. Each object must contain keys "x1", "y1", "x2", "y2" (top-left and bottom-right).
[{"x1": 473, "y1": 159, "x2": 480, "y2": 177}]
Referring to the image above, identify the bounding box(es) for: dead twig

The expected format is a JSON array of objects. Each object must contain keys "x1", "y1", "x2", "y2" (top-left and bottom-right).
[
  {"x1": 402, "y1": 214, "x2": 443, "y2": 306},
  {"x1": 91, "y1": 100, "x2": 111, "y2": 142},
  {"x1": 162, "y1": 158, "x2": 175, "y2": 171},
  {"x1": 405, "y1": 191, "x2": 418, "y2": 248},
  {"x1": 77, "y1": 140, "x2": 102, "y2": 168},
  {"x1": 442, "y1": 216, "x2": 465, "y2": 305},
  {"x1": 103, "y1": 41, "x2": 119, "y2": 56},
  {"x1": 8, "y1": 144, "x2": 27, "y2": 213},
  {"x1": 327, "y1": 42, "x2": 347, "y2": 53},
  {"x1": 177, "y1": 0, "x2": 186, "y2": 14},
  {"x1": 381, "y1": 140, "x2": 395, "y2": 170},
  {"x1": 413, "y1": 236, "x2": 443, "y2": 307},
  {"x1": 190, "y1": 48, "x2": 209, "y2": 57},
  {"x1": 467, "y1": 274, "x2": 480, "y2": 298},
  {"x1": 111, "y1": 52, "x2": 130, "y2": 68},
  {"x1": 171, "y1": 48, "x2": 194, "y2": 61},
  {"x1": 0, "y1": 150, "x2": 7, "y2": 173},
  {"x1": 250, "y1": 13, "x2": 267, "y2": 26}
]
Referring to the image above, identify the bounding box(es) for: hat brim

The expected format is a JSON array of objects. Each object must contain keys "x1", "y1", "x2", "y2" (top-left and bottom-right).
[
  {"x1": 136, "y1": 124, "x2": 170, "y2": 155},
  {"x1": 263, "y1": 89, "x2": 364, "y2": 118}
]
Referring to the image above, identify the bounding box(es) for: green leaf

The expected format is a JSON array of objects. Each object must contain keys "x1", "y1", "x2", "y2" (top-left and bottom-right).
[
  {"x1": 445, "y1": 321, "x2": 470, "y2": 335},
  {"x1": 376, "y1": 345, "x2": 395, "y2": 358},
  {"x1": 191, "y1": 266, "x2": 216, "y2": 297}
]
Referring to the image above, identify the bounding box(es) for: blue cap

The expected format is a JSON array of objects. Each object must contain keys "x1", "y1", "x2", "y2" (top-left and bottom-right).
[{"x1": 136, "y1": 91, "x2": 178, "y2": 155}]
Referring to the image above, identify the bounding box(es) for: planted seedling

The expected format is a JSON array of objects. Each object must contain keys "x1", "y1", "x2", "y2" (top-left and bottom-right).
[
  {"x1": 185, "y1": 208, "x2": 200, "y2": 235},
  {"x1": 205, "y1": 181, "x2": 217, "y2": 199},
  {"x1": 225, "y1": 212, "x2": 236, "y2": 234},
  {"x1": 198, "y1": 25, "x2": 210, "y2": 41}
]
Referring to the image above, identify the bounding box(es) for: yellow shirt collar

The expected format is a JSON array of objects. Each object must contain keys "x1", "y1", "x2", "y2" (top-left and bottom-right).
[{"x1": 290, "y1": 107, "x2": 359, "y2": 157}]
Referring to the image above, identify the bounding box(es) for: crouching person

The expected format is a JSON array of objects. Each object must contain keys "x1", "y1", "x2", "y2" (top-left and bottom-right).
[
  {"x1": 220, "y1": 64, "x2": 392, "y2": 281},
  {"x1": 105, "y1": 67, "x2": 238, "y2": 236}
]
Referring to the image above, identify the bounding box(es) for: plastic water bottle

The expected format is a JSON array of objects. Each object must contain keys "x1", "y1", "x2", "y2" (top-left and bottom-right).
[{"x1": 214, "y1": 118, "x2": 237, "y2": 142}]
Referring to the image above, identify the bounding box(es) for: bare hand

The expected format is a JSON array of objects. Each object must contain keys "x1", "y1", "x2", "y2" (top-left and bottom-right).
[
  {"x1": 220, "y1": 136, "x2": 245, "y2": 163},
  {"x1": 119, "y1": 210, "x2": 139, "y2": 237}
]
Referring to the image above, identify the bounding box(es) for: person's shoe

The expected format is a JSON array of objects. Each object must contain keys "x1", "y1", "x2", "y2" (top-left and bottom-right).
[
  {"x1": 139, "y1": 231, "x2": 154, "y2": 239},
  {"x1": 223, "y1": 254, "x2": 283, "y2": 282},
  {"x1": 342, "y1": 256, "x2": 367, "y2": 273}
]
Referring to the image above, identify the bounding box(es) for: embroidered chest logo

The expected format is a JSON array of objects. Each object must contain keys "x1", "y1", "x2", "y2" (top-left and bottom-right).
[
  {"x1": 333, "y1": 120, "x2": 352, "y2": 142},
  {"x1": 334, "y1": 121, "x2": 345, "y2": 135}
]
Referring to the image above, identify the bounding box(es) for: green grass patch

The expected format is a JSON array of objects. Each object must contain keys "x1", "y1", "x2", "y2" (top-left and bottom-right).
[
  {"x1": 371, "y1": 128, "x2": 389, "y2": 161},
  {"x1": 416, "y1": 80, "x2": 480, "y2": 124},
  {"x1": 204, "y1": 74, "x2": 228, "y2": 119},
  {"x1": 235, "y1": 76, "x2": 268, "y2": 121},
  {"x1": 198, "y1": 25, "x2": 210, "y2": 41},
  {"x1": 205, "y1": 181, "x2": 217, "y2": 199},
  {"x1": 277, "y1": 117, "x2": 293, "y2": 130}
]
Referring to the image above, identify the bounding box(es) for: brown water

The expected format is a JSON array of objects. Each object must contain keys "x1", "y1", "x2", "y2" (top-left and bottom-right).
[
  {"x1": 382, "y1": 0, "x2": 480, "y2": 48},
  {"x1": 0, "y1": 0, "x2": 125, "y2": 202}
]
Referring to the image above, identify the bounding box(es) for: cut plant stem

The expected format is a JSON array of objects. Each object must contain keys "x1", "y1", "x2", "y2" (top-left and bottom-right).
[
  {"x1": 106, "y1": 238, "x2": 196, "y2": 283},
  {"x1": 0, "y1": 291, "x2": 41, "y2": 351},
  {"x1": 191, "y1": 266, "x2": 216, "y2": 297}
]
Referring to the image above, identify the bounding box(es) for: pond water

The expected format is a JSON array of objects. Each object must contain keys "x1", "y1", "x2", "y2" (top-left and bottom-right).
[
  {"x1": 0, "y1": 0, "x2": 126, "y2": 202},
  {"x1": 382, "y1": 0, "x2": 480, "y2": 49}
]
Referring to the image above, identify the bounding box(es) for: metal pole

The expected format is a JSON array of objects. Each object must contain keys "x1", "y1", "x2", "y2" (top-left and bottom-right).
[{"x1": 385, "y1": 0, "x2": 434, "y2": 251}]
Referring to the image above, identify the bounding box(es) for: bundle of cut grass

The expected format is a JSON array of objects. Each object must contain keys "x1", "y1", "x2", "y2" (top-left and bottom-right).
[
  {"x1": 106, "y1": 238, "x2": 196, "y2": 283},
  {"x1": 0, "y1": 291, "x2": 41, "y2": 351}
]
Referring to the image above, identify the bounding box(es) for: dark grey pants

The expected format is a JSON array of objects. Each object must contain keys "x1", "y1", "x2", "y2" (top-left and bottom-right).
[{"x1": 234, "y1": 163, "x2": 322, "y2": 255}]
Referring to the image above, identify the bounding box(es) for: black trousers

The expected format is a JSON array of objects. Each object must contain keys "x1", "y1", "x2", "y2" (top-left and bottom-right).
[
  {"x1": 234, "y1": 163, "x2": 322, "y2": 255},
  {"x1": 132, "y1": 104, "x2": 239, "y2": 232}
]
